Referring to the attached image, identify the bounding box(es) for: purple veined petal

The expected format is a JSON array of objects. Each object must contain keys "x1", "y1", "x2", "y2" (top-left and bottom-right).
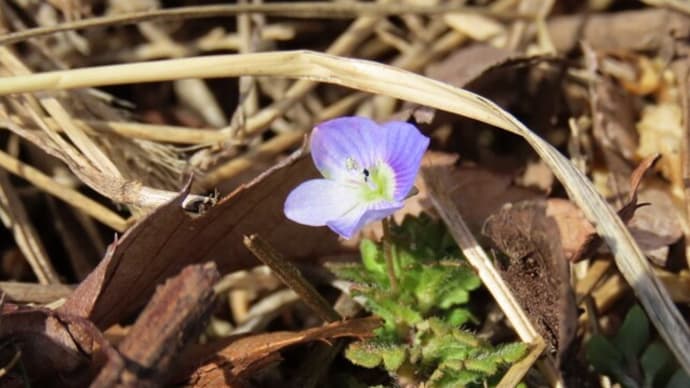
[
  {"x1": 327, "y1": 200, "x2": 404, "y2": 239},
  {"x1": 310, "y1": 117, "x2": 386, "y2": 181},
  {"x1": 284, "y1": 179, "x2": 361, "y2": 227},
  {"x1": 381, "y1": 121, "x2": 430, "y2": 201}
]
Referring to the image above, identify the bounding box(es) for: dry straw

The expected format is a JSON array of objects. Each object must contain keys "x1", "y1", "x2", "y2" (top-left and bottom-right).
[{"x1": 0, "y1": 50, "x2": 688, "y2": 374}]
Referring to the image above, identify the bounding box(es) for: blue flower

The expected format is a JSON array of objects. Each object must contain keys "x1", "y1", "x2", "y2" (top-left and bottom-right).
[{"x1": 284, "y1": 116, "x2": 430, "y2": 239}]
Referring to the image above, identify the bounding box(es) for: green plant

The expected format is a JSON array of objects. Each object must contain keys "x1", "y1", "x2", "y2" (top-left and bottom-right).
[
  {"x1": 586, "y1": 305, "x2": 690, "y2": 388},
  {"x1": 329, "y1": 214, "x2": 527, "y2": 387}
]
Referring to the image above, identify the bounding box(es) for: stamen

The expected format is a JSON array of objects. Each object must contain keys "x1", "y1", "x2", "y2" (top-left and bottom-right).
[{"x1": 345, "y1": 157, "x2": 359, "y2": 171}]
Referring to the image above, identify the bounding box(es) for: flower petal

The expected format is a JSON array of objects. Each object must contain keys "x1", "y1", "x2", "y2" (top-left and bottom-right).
[
  {"x1": 310, "y1": 117, "x2": 385, "y2": 182},
  {"x1": 381, "y1": 121, "x2": 430, "y2": 201},
  {"x1": 284, "y1": 179, "x2": 361, "y2": 226},
  {"x1": 327, "y1": 201, "x2": 403, "y2": 239}
]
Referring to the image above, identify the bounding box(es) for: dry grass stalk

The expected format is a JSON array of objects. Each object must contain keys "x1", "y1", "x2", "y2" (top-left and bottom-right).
[
  {"x1": 0, "y1": 172, "x2": 60, "y2": 284},
  {"x1": 0, "y1": 281, "x2": 73, "y2": 304},
  {"x1": 202, "y1": 92, "x2": 364, "y2": 187},
  {"x1": 0, "y1": 146, "x2": 127, "y2": 231},
  {"x1": 5, "y1": 114, "x2": 228, "y2": 144},
  {"x1": 0, "y1": 47, "x2": 123, "y2": 180},
  {"x1": 0, "y1": 2, "x2": 532, "y2": 46}
]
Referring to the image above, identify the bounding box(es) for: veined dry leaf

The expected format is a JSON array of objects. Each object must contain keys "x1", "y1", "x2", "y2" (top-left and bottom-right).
[
  {"x1": 185, "y1": 316, "x2": 379, "y2": 387},
  {"x1": 60, "y1": 151, "x2": 344, "y2": 329}
]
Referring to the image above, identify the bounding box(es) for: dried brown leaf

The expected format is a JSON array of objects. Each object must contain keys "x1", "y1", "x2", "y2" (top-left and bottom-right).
[
  {"x1": 420, "y1": 153, "x2": 544, "y2": 234},
  {"x1": 628, "y1": 187, "x2": 684, "y2": 266},
  {"x1": 571, "y1": 154, "x2": 661, "y2": 262},
  {"x1": 186, "y1": 316, "x2": 380, "y2": 387},
  {"x1": 60, "y1": 151, "x2": 344, "y2": 329},
  {"x1": 586, "y1": 46, "x2": 639, "y2": 163}
]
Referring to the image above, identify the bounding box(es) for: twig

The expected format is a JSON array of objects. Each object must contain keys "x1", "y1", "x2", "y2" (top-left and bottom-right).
[
  {"x1": 0, "y1": 47, "x2": 122, "y2": 180},
  {"x1": 0, "y1": 148, "x2": 128, "y2": 231},
  {"x1": 0, "y1": 3, "x2": 532, "y2": 46},
  {"x1": 243, "y1": 234, "x2": 341, "y2": 323},
  {"x1": 201, "y1": 92, "x2": 365, "y2": 188},
  {"x1": 0, "y1": 281, "x2": 74, "y2": 304},
  {"x1": 0, "y1": 347, "x2": 21, "y2": 378},
  {"x1": 0, "y1": 172, "x2": 60, "y2": 284}
]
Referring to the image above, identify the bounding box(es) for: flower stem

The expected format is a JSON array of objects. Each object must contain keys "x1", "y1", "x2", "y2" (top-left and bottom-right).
[{"x1": 381, "y1": 217, "x2": 399, "y2": 293}]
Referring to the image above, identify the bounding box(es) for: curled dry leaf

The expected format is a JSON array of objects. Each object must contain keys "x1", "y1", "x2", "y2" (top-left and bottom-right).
[
  {"x1": 60, "y1": 151, "x2": 344, "y2": 329},
  {"x1": 549, "y1": 153, "x2": 681, "y2": 266},
  {"x1": 185, "y1": 316, "x2": 380, "y2": 387},
  {"x1": 482, "y1": 200, "x2": 578, "y2": 364},
  {"x1": 628, "y1": 187, "x2": 683, "y2": 266}
]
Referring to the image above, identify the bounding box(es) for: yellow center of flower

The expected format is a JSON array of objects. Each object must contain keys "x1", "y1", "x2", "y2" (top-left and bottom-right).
[{"x1": 359, "y1": 162, "x2": 395, "y2": 202}]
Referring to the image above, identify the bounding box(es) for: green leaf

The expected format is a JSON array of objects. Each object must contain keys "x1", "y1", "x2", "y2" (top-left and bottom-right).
[
  {"x1": 327, "y1": 263, "x2": 376, "y2": 285},
  {"x1": 429, "y1": 365, "x2": 484, "y2": 388},
  {"x1": 587, "y1": 334, "x2": 640, "y2": 388},
  {"x1": 587, "y1": 334, "x2": 624, "y2": 375},
  {"x1": 437, "y1": 287, "x2": 470, "y2": 309},
  {"x1": 614, "y1": 305, "x2": 650, "y2": 362},
  {"x1": 381, "y1": 345, "x2": 407, "y2": 371},
  {"x1": 345, "y1": 341, "x2": 382, "y2": 368},
  {"x1": 444, "y1": 308, "x2": 475, "y2": 326},
  {"x1": 414, "y1": 266, "x2": 447, "y2": 312},
  {"x1": 666, "y1": 369, "x2": 690, "y2": 388},
  {"x1": 451, "y1": 329, "x2": 482, "y2": 348},
  {"x1": 640, "y1": 341, "x2": 672, "y2": 388},
  {"x1": 360, "y1": 239, "x2": 385, "y2": 275},
  {"x1": 464, "y1": 356, "x2": 498, "y2": 375},
  {"x1": 496, "y1": 342, "x2": 528, "y2": 363}
]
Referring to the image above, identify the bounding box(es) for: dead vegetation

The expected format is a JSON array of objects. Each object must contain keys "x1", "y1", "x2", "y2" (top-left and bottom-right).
[{"x1": 0, "y1": 1, "x2": 688, "y2": 387}]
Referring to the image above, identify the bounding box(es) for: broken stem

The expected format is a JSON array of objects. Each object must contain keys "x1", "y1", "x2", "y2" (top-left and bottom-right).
[{"x1": 244, "y1": 234, "x2": 341, "y2": 322}]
